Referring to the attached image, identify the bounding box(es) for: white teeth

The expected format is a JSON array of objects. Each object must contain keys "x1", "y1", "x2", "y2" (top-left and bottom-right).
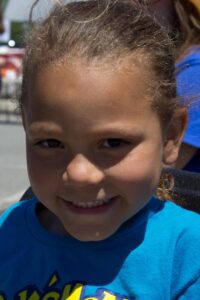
[{"x1": 69, "y1": 198, "x2": 111, "y2": 208}]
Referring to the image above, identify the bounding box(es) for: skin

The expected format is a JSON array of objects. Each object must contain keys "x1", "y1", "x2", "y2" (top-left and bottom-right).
[{"x1": 23, "y1": 58, "x2": 186, "y2": 242}]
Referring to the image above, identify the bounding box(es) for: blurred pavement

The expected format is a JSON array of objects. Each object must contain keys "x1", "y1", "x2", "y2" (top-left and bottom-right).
[{"x1": 0, "y1": 123, "x2": 29, "y2": 213}]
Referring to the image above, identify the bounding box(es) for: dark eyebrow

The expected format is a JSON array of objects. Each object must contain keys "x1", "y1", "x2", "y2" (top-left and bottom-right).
[
  {"x1": 90, "y1": 123, "x2": 144, "y2": 137},
  {"x1": 27, "y1": 122, "x2": 144, "y2": 140},
  {"x1": 27, "y1": 123, "x2": 62, "y2": 137}
]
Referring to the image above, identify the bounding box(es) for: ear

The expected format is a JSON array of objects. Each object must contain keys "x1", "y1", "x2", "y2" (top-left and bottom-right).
[{"x1": 163, "y1": 108, "x2": 187, "y2": 166}]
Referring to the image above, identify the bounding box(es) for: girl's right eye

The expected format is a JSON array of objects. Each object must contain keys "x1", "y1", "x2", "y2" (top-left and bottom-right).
[{"x1": 35, "y1": 139, "x2": 64, "y2": 149}]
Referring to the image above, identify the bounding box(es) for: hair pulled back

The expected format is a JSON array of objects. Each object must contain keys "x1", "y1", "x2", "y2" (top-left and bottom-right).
[{"x1": 21, "y1": 0, "x2": 178, "y2": 127}]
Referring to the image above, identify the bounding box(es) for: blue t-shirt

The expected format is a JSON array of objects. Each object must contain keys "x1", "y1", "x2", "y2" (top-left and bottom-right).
[
  {"x1": 176, "y1": 47, "x2": 200, "y2": 172},
  {"x1": 0, "y1": 197, "x2": 200, "y2": 299}
]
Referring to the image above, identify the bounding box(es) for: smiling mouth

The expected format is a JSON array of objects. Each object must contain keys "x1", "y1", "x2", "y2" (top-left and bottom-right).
[
  {"x1": 60, "y1": 196, "x2": 118, "y2": 213},
  {"x1": 68, "y1": 198, "x2": 112, "y2": 208}
]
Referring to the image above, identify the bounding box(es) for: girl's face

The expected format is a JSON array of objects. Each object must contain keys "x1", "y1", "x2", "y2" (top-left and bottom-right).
[
  {"x1": 23, "y1": 58, "x2": 184, "y2": 241},
  {"x1": 144, "y1": 0, "x2": 176, "y2": 27}
]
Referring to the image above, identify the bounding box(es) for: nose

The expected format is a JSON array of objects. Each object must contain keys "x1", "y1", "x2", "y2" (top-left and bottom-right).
[{"x1": 62, "y1": 154, "x2": 104, "y2": 186}]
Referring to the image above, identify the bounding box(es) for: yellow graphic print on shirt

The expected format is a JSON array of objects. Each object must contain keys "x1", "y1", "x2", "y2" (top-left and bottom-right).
[{"x1": 0, "y1": 272, "x2": 133, "y2": 300}]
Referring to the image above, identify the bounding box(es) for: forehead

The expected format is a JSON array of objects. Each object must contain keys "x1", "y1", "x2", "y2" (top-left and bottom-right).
[{"x1": 25, "y1": 58, "x2": 157, "y2": 125}]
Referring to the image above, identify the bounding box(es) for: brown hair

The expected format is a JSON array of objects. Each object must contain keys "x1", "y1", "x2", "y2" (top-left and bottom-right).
[
  {"x1": 175, "y1": 0, "x2": 200, "y2": 57},
  {"x1": 141, "y1": 0, "x2": 200, "y2": 57},
  {"x1": 21, "y1": 0, "x2": 179, "y2": 127}
]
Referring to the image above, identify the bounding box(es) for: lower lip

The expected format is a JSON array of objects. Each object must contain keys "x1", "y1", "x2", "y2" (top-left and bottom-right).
[{"x1": 60, "y1": 197, "x2": 118, "y2": 215}]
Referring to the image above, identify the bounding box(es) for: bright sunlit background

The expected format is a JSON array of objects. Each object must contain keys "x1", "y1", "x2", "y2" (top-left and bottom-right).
[{"x1": 0, "y1": 0, "x2": 62, "y2": 210}]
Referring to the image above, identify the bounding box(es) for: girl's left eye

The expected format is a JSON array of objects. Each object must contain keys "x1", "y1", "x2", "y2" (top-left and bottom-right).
[{"x1": 101, "y1": 138, "x2": 130, "y2": 149}]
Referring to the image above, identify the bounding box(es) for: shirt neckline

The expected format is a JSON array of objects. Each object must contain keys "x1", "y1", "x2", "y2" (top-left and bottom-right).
[{"x1": 25, "y1": 196, "x2": 163, "y2": 249}]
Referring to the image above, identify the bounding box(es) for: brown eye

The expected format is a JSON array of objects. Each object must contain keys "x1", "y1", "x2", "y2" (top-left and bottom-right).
[
  {"x1": 36, "y1": 139, "x2": 64, "y2": 149},
  {"x1": 102, "y1": 139, "x2": 130, "y2": 149}
]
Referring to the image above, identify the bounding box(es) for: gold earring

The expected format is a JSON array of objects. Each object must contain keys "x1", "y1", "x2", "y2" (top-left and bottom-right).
[{"x1": 156, "y1": 172, "x2": 175, "y2": 201}]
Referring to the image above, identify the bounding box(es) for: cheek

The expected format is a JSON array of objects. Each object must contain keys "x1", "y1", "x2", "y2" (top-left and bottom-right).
[
  {"x1": 27, "y1": 155, "x2": 50, "y2": 192},
  {"x1": 106, "y1": 147, "x2": 162, "y2": 192},
  {"x1": 26, "y1": 147, "x2": 62, "y2": 192}
]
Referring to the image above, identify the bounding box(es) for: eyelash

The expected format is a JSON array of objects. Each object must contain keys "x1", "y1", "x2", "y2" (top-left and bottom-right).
[
  {"x1": 35, "y1": 138, "x2": 130, "y2": 151},
  {"x1": 35, "y1": 139, "x2": 64, "y2": 149},
  {"x1": 101, "y1": 138, "x2": 130, "y2": 149}
]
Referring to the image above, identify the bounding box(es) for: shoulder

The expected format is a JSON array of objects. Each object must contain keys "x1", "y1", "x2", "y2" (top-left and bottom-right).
[
  {"x1": 160, "y1": 202, "x2": 200, "y2": 297},
  {"x1": 149, "y1": 200, "x2": 200, "y2": 294},
  {"x1": 0, "y1": 198, "x2": 37, "y2": 234},
  {"x1": 156, "y1": 201, "x2": 200, "y2": 264},
  {"x1": 149, "y1": 199, "x2": 200, "y2": 243},
  {"x1": 0, "y1": 198, "x2": 38, "y2": 263},
  {"x1": 134, "y1": 199, "x2": 200, "y2": 249},
  {"x1": 158, "y1": 200, "x2": 200, "y2": 227}
]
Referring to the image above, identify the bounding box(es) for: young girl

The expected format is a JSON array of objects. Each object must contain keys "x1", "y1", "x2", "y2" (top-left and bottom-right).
[
  {"x1": 0, "y1": 0, "x2": 200, "y2": 298},
  {"x1": 144, "y1": 0, "x2": 200, "y2": 172}
]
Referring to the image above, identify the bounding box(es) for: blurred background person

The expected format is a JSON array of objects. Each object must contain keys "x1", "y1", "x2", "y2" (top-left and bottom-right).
[{"x1": 145, "y1": 0, "x2": 200, "y2": 172}]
